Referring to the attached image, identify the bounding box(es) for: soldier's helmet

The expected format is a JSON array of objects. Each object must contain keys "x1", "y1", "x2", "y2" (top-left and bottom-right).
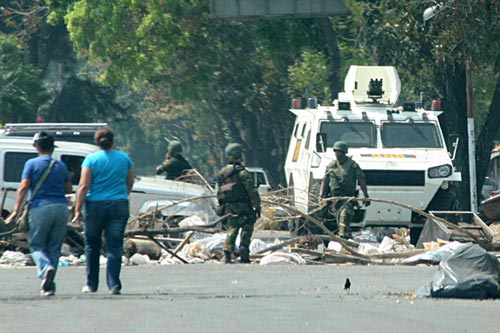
[
  {"x1": 168, "y1": 141, "x2": 182, "y2": 154},
  {"x1": 333, "y1": 141, "x2": 348, "y2": 154},
  {"x1": 225, "y1": 143, "x2": 243, "y2": 159}
]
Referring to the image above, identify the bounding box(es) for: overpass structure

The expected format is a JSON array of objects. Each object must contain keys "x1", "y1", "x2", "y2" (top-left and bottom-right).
[{"x1": 210, "y1": 0, "x2": 351, "y2": 19}]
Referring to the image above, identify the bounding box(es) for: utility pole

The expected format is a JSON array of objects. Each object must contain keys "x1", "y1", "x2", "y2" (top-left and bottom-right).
[
  {"x1": 423, "y1": 2, "x2": 477, "y2": 212},
  {"x1": 466, "y1": 59, "x2": 477, "y2": 212}
]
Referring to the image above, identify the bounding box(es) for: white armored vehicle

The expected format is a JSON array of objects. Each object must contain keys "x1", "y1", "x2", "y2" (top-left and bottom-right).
[{"x1": 284, "y1": 66, "x2": 461, "y2": 240}]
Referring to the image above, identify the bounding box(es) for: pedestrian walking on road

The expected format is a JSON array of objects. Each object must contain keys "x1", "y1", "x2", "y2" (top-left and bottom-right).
[
  {"x1": 73, "y1": 127, "x2": 134, "y2": 295},
  {"x1": 5, "y1": 132, "x2": 72, "y2": 296},
  {"x1": 155, "y1": 140, "x2": 192, "y2": 181},
  {"x1": 319, "y1": 141, "x2": 370, "y2": 239},
  {"x1": 216, "y1": 143, "x2": 261, "y2": 264}
]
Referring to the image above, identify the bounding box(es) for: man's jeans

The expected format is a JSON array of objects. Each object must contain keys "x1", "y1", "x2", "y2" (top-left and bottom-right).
[
  {"x1": 29, "y1": 203, "x2": 68, "y2": 289},
  {"x1": 84, "y1": 200, "x2": 129, "y2": 292}
]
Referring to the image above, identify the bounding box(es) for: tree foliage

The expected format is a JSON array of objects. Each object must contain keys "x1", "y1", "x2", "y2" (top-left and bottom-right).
[
  {"x1": 287, "y1": 49, "x2": 331, "y2": 103},
  {"x1": 3, "y1": 0, "x2": 500, "y2": 202},
  {"x1": 1, "y1": 0, "x2": 130, "y2": 125},
  {"x1": 341, "y1": 0, "x2": 500, "y2": 206},
  {"x1": 0, "y1": 33, "x2": 45, "y2": 123},
  {"x1": 59, "y1": 1, "x2": 345, "y2": 182}
]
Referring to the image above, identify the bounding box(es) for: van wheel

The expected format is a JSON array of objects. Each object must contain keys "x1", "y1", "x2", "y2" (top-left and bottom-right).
[
  {"x1": 163, "y1": 217, "x2": 183, "y2": 248},
  {"x1": 0, "y1": 218, "x2": 7, "y2": 233}
]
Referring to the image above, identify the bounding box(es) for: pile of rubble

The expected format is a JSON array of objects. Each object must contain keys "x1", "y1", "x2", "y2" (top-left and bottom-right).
[{"x1": 1, "y1": 191, "x2": 500, "y2": 268}]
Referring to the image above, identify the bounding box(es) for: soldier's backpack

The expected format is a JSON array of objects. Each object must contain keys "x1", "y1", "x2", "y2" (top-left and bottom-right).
[{"x1": 217, "y1": 166, "x2": 249, "y2": 204}]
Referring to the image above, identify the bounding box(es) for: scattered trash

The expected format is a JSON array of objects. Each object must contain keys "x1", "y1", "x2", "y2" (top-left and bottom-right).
[
  {"x1": 1, "y1": 190, "x2": 500, "y2": 267},
  {"x1": 179, "y1": 215, "x2": 212, "y2": 241},
  {"x1": 180, "y1": 232, "x2": 226, "y2": 261},
  {"x1": 0, "y1": 250, "x2": 32, "y2": 266},
  {"x1": 417, "y1": 244, "x2": 500, "y2": 299},
  {"x1": 249, "y1": 239, "x2": 267, "y2": 255},
  {"x1": 58, "y1": 254, "x2": 84, "y2": 267},
  {"x1": 356, "y1": 242, "x2": 380, "y2": 255},
  {"x1": 327, "y1": 241, "x2": 342, "y2": 252},
  {"x1": 259, "y1": 251, "x2": 306, "y2": 265},
  {"x1": 417, "y1": 211, "x2": 495, "y2": 248},
  {"x1": 379, "y1": 236, "x2": 397, "y2": 253},
  {"x1": 404, "y1": 241, "x2": 467, "y2": 264},
  {"x1": 129, "y1": 253, "x2": 152, "y2": 266}
]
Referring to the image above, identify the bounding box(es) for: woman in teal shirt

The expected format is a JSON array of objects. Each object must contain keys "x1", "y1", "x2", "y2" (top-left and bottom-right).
[{"x1": 73, "y1": 127, "x2": 134, "y2": 295}]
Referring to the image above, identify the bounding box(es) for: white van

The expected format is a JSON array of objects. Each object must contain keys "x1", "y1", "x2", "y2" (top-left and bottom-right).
[
  {"x1": 0, "y1": 137, "x2": 98, "y2": 217},
  {"x1": 130, "y1": 176, "x2": 217, "y2": 217},
  {"x1": 0, "y1": 136, "x2": 216, "y2": 220}
]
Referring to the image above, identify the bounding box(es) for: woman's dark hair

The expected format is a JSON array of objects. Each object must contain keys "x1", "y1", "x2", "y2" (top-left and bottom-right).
[
  {"x1": 33, "y1": 131, "x2": 55, "y2": 152},
  {"x1": 94, "y1": 127, "x2": 114, "y2": 150}
]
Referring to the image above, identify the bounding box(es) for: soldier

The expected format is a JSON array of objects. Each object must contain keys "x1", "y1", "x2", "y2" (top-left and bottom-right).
[
  {"x1": 155, "y1": 141, "x2": 192, "y2": 181},
  {"x1": 216, "y1": 143, "x2": 261, "y2": 264},
  {"x1": 319, "y1": 141, "x2": 370, "y2": 239}
]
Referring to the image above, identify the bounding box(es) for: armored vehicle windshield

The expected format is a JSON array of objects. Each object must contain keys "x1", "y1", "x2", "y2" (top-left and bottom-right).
[
  {"x1": 381, "y1": 122, "x2": 442, "y2": 148},
  {"x1": 319, "y1": 121, "x2": 376, "y2": 148}
]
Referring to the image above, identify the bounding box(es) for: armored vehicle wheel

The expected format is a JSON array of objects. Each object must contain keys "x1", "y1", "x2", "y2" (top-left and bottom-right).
[{"x1": 427, "y1": 188, "x2": 461, "y2": 212}]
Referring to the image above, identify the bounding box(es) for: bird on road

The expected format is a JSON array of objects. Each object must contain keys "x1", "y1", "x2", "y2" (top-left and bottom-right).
[{"x1": 344, "y1": 278, "x2": 351, "y2": 293}]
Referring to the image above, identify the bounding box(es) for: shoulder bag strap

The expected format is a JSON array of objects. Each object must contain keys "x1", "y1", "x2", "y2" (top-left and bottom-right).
[{"x1": 29, "y1": 159, "x2": 57, "y2": 201}]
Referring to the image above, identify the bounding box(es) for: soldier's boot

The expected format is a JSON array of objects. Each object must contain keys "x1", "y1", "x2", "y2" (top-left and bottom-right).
[
  {"x1": 224, "y1": 251, "x2": 232, "y2": 264},
  {"x1": 337, "y1": 228, "x2": 352, "y2": 240},
  {"x1": 239, "y1": 246, "x2": 251, "y2": 264},
  {"x1": 343, "y1": 224, "x2": 353, "y2": 239},
  {"x1": 337, "y1": 221, "x2": 348, "y2": 239}
]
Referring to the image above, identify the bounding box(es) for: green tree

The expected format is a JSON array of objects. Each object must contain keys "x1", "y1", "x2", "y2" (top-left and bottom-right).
[
  {"x1": 340, "y1": 0, "x2": 500, "y2": 208},
  {"x1": 0, "y1": 34, "x2": 46, "y2": 123},
  {"x1": 51, "y1": 0, "x2": 500, "y2": 199},
  {"x1": 1, "y1": 1, "x2": 129, "y2": 125},
  {"x1": 287, "y1": 49, "x2": 331, "y2": 103},
  {"x1": 60, "y1": 1, "x2": 328, "y2": 183}
]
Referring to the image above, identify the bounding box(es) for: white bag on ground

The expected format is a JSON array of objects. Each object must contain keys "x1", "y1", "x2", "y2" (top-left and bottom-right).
[
  {"x1": 129, "y1": 253, "x2": 151, "y2": 265},
  {"x1": 178, "y1": 215, "x2": 211, "y2": 241},
  {"x1": 181, "y1": 232, "x2": 226, "y2": 260},
  {"x1": 259, "y1": 251, "x2": 306, "y2": 265},
  {"x1": 249, "y1": 238, "x2": 267, "y2": 254}
]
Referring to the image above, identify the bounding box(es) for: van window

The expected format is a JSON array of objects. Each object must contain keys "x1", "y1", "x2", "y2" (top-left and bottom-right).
[
  {"x1": 305, "y1": 129, "x2": 311, "y2": 149},
  {"x1": 61, "y1": 155, "x2": 85, "y2": 185},
  {"x1": 255, "y1": 172, "x2": 267, "y2": 186},
  {"x1": 249, "y1": 171, "x2": 267, "y2": 186},
  {"x1": 301, "y1": 123, "x2": 307, "y2": 138},
  {"x1": 381, "y1": 122, "x2": 442, "y2": 148},
  {"x1": 4, "y1": 152, "x2": 37, "y2": 182},
  {"x1": 293, "y1": 123, "x2": 299, "y2": 138},
  {"x1": 319, "y1": 121, "x2": 376, "y2": 148}
]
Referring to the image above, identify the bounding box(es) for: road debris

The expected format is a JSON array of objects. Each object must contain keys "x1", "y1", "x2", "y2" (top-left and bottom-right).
[
  {"x1": 417, "y1": 243, "x2": 500, "y2": 299},
  {"x1": 1, "y1": 189, "x2": 499, "y2": 268}
]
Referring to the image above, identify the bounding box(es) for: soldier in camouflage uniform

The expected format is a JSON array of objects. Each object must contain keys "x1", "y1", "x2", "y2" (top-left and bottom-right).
[
  {"x1": 216, "y1": 143, "x2": 261, "y2": 264},
  {"x1": 155, "y1": 141, "x2": 192, "y2": 181},
  {"x1": 319, "y1": 141, "x2": 370, "y2": 238}
]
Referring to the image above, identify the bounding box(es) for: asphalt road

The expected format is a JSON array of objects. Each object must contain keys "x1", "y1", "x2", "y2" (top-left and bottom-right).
[{"x1": 1, "y1": 264, "x2": 499, "y2": 333}]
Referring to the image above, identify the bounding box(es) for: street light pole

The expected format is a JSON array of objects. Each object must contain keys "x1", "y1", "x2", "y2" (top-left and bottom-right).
[{"x1": 466, "y1": 59, "x2": 477, "y2": 212}]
